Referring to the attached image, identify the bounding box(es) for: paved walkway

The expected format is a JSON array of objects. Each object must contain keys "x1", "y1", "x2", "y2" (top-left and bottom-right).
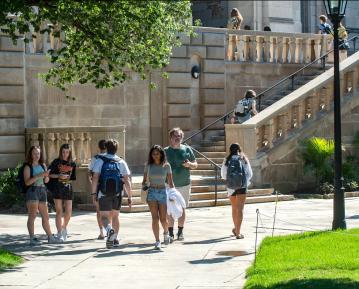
[{"x1": 1, "y1": 198, "x2": 359, "y2": 289}]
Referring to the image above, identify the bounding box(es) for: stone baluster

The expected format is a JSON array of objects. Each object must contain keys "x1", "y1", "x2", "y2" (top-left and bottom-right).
[
  {"x1": 281, "y1": 37, "x2": 290, "y2": 63},
  {"x1": 352, "y1": 66, "x2": 359, "y2": 94},
  {"x1": 265, "y1": 120, "x2": 275, "y2": 149},
  {"x1": 314, "y1": 38, "x2": 321, "y2": 63},
  {"x1": 270, "y1": 36, "x2": 277, "y2": 63},
  {"x1": 289, "y1": 37, "x2": 296, "y2": 63},
  {"x1": 263, "y1": 35, "x2": 271, "y2": 63},
  {"x1": 54, "y1": 133, "x2": 61, "y2": 157},
  {"x1": 83, "y1": 133, "x2": 92, "y2": 163},
  {"x1": 277, "y1": 114, "x2": 286, "y2": 138},
  {"x1": 46, "y1": 133, "x2": 56, "y2": 164},
  {"x1": 305, "y1": 96, "x2": 314, "y2": 119},
  {"x1": 257, "y1": 126, "x2": 265, "y2": 150},
  {"x1": 249, "y1": 35, "x2": 257, "y2": 62},
  {"x1": 256, "y1": 36, "x2": 264, "y2": 62},
  {"x1": 286, "y1": 109, "x2": 292, "y2": 133},
  {"x1": 38, "y1": 133, "x2": 46, "y2": 163},
  {"x1": 74, "y1": 132, "x2": 85, "y2": 164},
  {"x1": 277, "y1": 36, "x2": 284, "y2": 63},
  {"x1": 243, "y1": 35, "x2": 250, "y2": 61},
  {"x1": 29, "y1": 133, "x2": 40, "y2": 147},
  {"x1": 311, "y1": 91, "x2": 320, "y2": 119},
  {"x1": 68, "y1": 133, "x2": 76, "y2": 160},
  {"x1": 295, "y1": 38, "x2": 302, "y2": 63},
  {"x1": 303, "y1": 38, "x2": 312, "y2": 63},
  {"x1": 236, "y1": 35, "x2": 245, "y2": 61}
]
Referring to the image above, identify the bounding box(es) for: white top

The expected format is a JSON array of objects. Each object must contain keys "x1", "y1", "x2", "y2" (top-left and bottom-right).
[
  {"x1": 221, "y1": 156, "x2": 253, "y2": 197},
  {"x1": 88, "y1": 153, "x2": 106, "y2": 171},
  {"x1": 92, "y1": 153, "x2": 131, "y2": 198}
]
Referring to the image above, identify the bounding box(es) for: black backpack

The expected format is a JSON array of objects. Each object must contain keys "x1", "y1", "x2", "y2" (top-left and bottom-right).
[
  {"x1": 98, "y1": 156, "x2": 123, "y2": 197},
  {"x1": 15, "y1": 163, "x2": 46, "y2": 194},
  {"x1": 226, "y1": 155, "x2": 247, "y2": 190}
]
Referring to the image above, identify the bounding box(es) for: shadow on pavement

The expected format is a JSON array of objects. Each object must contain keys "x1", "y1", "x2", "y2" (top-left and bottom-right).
[
  {"x1": 346, "y1": 214, "x2": 359, "y2": 219},
  {"x1": 189, "y1": 256, "x2": 232, "y2": 264},
  {"x1": 246, "y1": 278, "x2": 359, "y2": 289},
  {"x1": 183, "y1": 236, "x2": 232, "y2": 245},
  {"x1": 94, "y1": 247, "x2": 161, "y2": 257}
]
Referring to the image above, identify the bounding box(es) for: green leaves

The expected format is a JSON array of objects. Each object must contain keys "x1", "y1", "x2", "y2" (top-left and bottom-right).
[{"x1": 0, "y1": 0, "x2": 193, "y2": 94}]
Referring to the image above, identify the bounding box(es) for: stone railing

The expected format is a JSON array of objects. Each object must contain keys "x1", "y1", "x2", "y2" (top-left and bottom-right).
[
  {"x1": 25, "y1": 126, "x2": 126, "y2": 165},
  {"x1": 225, "y1": 51, "x2": 359, "y2": 159},
  {"x1": 25, "y1": 22, "x2": 64, "y2": 54},
  {"x1": 226, "y1": 30, "x2": 331, "y2": 64}
]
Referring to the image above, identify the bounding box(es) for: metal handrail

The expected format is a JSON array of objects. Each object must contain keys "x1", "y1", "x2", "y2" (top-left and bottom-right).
[
  {"x1": 182, "y1": 35, "x2": 358, "y2": 145},
  {"x1": 184, "y1": 144, "x2": 222, "y2": 206}
]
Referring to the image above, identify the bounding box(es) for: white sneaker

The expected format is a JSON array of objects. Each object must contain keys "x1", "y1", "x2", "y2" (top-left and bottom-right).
[
  {"x1": 29, "y1": 237, "x2": 42, "y2": 246},
  {"x1": 57, "y1": 232, "x2": 65, "y2": 242},
  {"x1": 48, "y1": 234, "x2": 63, "y2": 244},
  {"x1": 163, "y1": 232, "x2": 170, "y2": 245},
  {"x1": 62, "y1": 228, "x2": 67, "y2": 241},
  {"x1": 154, "y1": 241, "x2": 162, "y2": 250},
  {"x1": 106, "y1": 229, "x2": 115, "y2": 249}
]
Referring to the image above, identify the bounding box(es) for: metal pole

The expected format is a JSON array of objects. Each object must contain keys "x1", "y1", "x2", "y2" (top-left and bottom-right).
[
  {"x1": 214, "y1": 166, "x2": 218, "y2": 206},
  {"x1": 332, "y1": 19, "x2": 346, "y2": 230}
]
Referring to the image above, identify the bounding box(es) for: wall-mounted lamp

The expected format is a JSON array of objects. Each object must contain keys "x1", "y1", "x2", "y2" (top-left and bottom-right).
[{"x1": 191, "y1": 65, "x2": 200, "y2": 79}]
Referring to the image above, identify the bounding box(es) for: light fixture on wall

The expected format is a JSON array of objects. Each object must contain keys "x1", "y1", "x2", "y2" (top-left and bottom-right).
[{"x1": 191, "y1": 65, "x2": 200, "y2": 79}]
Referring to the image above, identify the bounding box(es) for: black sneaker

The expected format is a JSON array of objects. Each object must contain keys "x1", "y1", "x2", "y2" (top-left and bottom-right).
[
  {"x1": 113, "y1": 239, "x2": 120, "y2": 248},
  {"x1": 106, "y1": 229, "x2": 115, "y2": 249},
  {"x1": 177, "y1": 232, "x2": 184, "y2": 241}
]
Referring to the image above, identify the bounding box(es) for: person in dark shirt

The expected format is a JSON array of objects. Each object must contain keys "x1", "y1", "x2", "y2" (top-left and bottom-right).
[{"x1": 49, "y1": 143, "x2": 76, "y2": 242}]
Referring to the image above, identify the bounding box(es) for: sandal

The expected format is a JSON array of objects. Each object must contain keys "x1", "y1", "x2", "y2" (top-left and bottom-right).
[
  {"x1": 97, "y1": 234, "x2": 105, "y2": 240},
  {"x1": 236, "y1": 234, "x2": 244, "y2": 239}
]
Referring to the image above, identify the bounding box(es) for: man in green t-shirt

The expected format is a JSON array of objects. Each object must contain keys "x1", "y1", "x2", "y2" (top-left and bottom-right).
[{"x1": 165, "y1": 127, "x2": 197, "y2": 241}]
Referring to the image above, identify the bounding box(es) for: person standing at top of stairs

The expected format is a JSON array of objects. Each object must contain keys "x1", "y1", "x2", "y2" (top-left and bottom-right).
[{"x1": 165, "y1": 128, "x2": 198, "y2": 241}]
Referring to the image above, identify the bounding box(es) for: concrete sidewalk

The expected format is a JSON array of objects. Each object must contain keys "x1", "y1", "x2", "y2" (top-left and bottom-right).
[{"x1": 1, "y1": 198, "x2": 359, "y2": 289}]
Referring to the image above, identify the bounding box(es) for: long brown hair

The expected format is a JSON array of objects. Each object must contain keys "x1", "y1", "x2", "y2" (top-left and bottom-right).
[
  {"x1": 58, "y1": 143, "x2": 73, "y2": 162},
  {"x1": 26, "y1": 146, "x2": 44, "y2": 165},
  {"x1": 225, "y1": 143, "x2": 248, "y2": 166},
  {"x1": 230, "y1": 8, "x2": 243, "y2": 29}
]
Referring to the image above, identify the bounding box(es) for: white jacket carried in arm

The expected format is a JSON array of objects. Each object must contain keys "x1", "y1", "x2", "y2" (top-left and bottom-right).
[{"x1": 167, "y1": 188, "x2": 187, "y2": 220}]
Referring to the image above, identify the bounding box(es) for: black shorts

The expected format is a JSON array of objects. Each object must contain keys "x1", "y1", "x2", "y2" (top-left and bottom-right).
[
  {"x1": 231, "y1": 188, "x2": 247, "y2": 196},
  {"x1": 52, "y1": 183, "x2": 73, "y2": 200},
  {"x1": 98, "y1": 195, "x2": 122, "y2": 211}
]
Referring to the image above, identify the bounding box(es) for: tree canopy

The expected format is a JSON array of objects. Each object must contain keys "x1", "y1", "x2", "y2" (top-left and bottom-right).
[{"x1": 0, "y1": 0, "x2": 193, "y2": 95}]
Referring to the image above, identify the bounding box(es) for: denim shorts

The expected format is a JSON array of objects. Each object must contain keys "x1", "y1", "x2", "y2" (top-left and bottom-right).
[
  {"x1": 147, "y1": 188, "x2": 167, "y2": 205},
  {"x1": 26, "y1": 186, "x2": 47, "y2": 203}
]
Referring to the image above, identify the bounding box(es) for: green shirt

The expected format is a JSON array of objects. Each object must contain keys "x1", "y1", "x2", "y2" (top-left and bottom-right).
[{"x1": 164, "y1": 144, "x2": 196, "y2": 187}]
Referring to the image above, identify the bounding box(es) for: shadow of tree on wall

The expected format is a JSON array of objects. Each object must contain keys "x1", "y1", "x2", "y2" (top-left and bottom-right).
[{"x1": 246, "y1": 278, "x2": 359, "y2": 289}]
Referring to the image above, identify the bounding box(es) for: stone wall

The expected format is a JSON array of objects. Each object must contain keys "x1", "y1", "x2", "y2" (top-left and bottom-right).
[{"x1": 24, "y1": 55, "x2": 150, "y2": 172}]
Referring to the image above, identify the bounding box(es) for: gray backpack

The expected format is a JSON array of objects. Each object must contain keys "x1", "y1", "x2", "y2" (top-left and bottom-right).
[
  {"x1": 226, "y1": 155, "x2": 247, "y2": 190},
  {"x1": 235, "y1": 98, "x2": 252, "y2": 117}
]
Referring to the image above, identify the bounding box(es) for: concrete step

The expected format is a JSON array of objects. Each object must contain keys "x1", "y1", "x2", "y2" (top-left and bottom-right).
[
  {"x1": 211, "y1": 135, "x2": 225, "y2": 142},
  {"x1": 199, "y1": 140, "x2": 225, "y2": 147},
  {"x1": 191, "y1": 184, "x2": 227, "y2": 193},
  {"x1": 191, "y1": 178, "x2": 226, "y2": 186},
  {"x1": 197, "y1": 157, "x2": 223, "y2": 164},
  {"x1": 78, "y1": 193, "x2": 293, "y2": 213},
  {"x1": 200, "y1": 151, "x2": 226, "y2": 158},
  {"x1": 194, "y1": 145, "x2": 226, "y2": 152},
  {"x1": 196, "y1": 163, "x2": 222, "y2": 170},
  {"x1": 191, "y1": 169, "x2": 216, "y2": 176}
]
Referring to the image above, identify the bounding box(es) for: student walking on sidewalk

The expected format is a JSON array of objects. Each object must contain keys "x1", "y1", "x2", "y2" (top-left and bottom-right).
[
  {"x1": 142, "y1": 145, "x2": 175, "y2": 250},
  {"x1": 91, "y1": 139, "x2": 132, "y2": 249},
  {"x1": 165, "y1": 128, "x2": 197, "y2": 241},
  {"x1": 221, "y1": 143, "x2": 253, "y2": 239}
]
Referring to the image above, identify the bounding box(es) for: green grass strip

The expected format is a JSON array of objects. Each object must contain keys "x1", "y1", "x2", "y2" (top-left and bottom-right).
[
  {"x1": 244, "y1": 228, "x2": 359, "y2": 289},
  {"x1": 0, "y1": 248, "x2": 23, "y2": 271}
]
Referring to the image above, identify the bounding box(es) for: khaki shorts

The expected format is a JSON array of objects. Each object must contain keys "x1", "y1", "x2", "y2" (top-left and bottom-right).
[{"x1": 176, "y1": 185, "x2": 191, "y2": 207}]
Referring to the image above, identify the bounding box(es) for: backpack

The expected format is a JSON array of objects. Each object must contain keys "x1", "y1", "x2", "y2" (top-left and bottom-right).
[
  {"x1": 235, "y1": 98, "x2": 252, "y2": 117},
  {"x1": 320, "y1": 23, "x2": 333, "y2": 35},
  {"x1": 98, "y1": 156, "x2": 123, "y2": 196},
  {"x1": 15, "y1": 163, "x2": 46, "y2": 194},
  {"x1": 226, "y1": 155, "x2": 247, "y2": 190}
]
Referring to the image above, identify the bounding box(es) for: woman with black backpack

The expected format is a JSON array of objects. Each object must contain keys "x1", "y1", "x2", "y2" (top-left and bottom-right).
[
  {"x1": 23, "y1": 146, "x2": 60, "y2": 245},
  {"x1": 48, "y1": 144, "x2": 76, "y2": 242},
  {"x1": 221, "y1": 143, "x2": 253, "y2": 239}
]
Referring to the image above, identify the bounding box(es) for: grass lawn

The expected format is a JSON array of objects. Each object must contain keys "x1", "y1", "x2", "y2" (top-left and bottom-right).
[
  {"x1": 0, "y1": 248, "x2": 23, "y2": 271},
  {"x1": 244, "y1": 228, "x2": 359, "y2": 289}
]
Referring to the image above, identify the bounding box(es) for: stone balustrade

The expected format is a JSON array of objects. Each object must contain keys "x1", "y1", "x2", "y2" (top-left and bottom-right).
[
  {"x1": 225, "y1": 51, "x2": 359, "y2": 159},
  {"x1": 226, "y1": 30, "x2": 331, "y2": 64},
  {"x1": 25, "y1": 126, "x2": 126, "y2": 165}
]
